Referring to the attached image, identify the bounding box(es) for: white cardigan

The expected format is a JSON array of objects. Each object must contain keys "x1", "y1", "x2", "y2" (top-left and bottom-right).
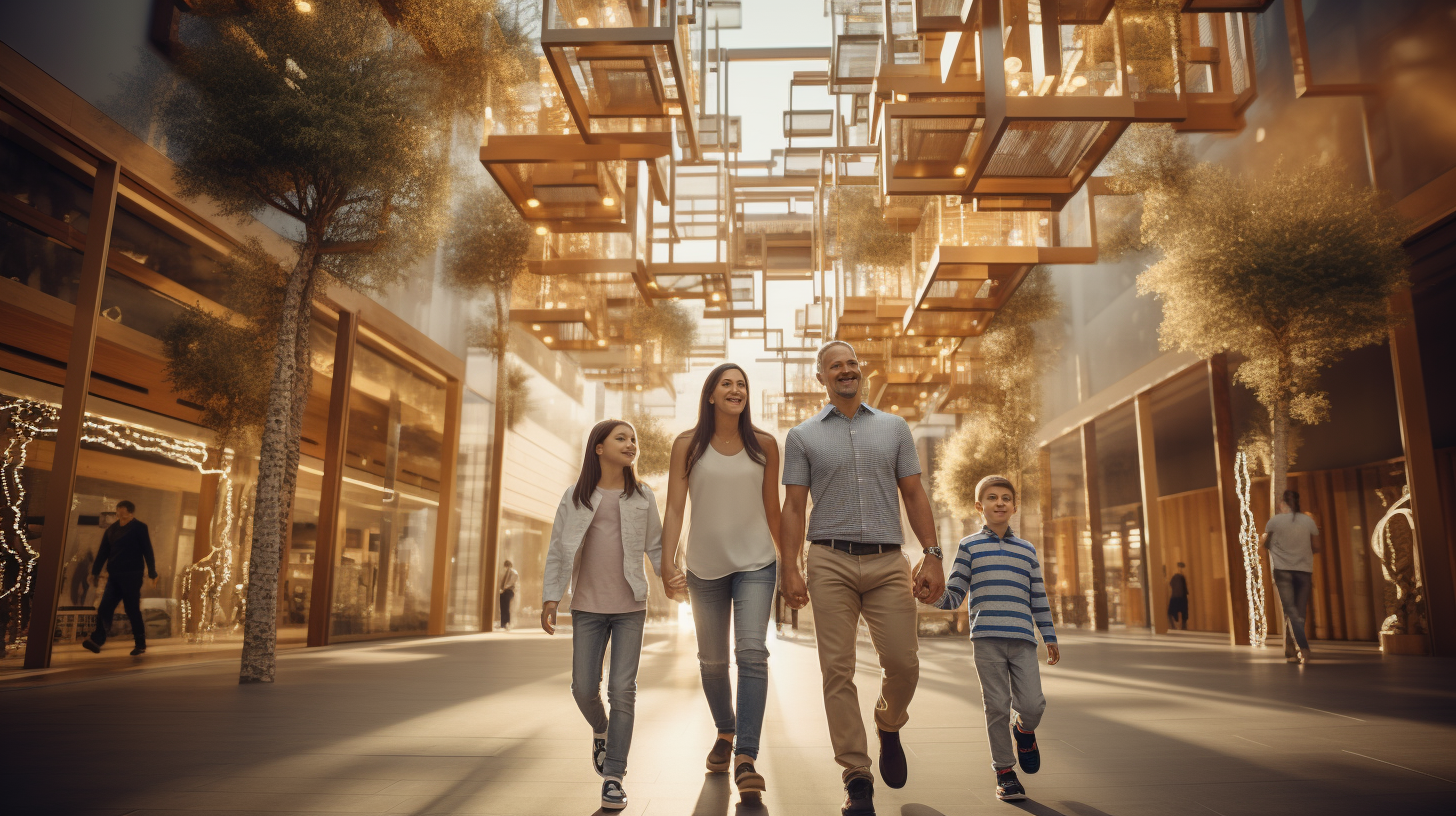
[{"x1": 541, "y1": 483, "x2": 664, "y2": 610}]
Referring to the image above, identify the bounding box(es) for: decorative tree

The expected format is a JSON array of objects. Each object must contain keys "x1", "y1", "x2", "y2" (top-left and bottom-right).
[
  {"x1": 832, "y1": 186, "x2": 912, "y2": 269},
  {"x1": 500, "y1": 363, "x2": 533, "y2": 430},
  {"x1": 628, "y1": 301, "x2": 698, "y2": 370},
  {"x1": 160, "y1": 2, "x2": 465, "y2": 682},
  {"x1": 1135, "y1": 159, "x2": 1408, "y2": 510},
  {"x1": 934, "y1": 269, "x2": 1062, "y2": 520},
  {"x1": 626, "y1": 410, "x2": 673, "y2": 478}
]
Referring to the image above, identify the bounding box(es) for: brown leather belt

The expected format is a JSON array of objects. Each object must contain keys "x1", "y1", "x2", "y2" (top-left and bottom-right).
[{"x1": 812, "y1": 539, "x2": 900, "y2": 556}]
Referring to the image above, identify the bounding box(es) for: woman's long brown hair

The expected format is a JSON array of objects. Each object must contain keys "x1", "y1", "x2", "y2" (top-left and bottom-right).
[
  {"x1": 683, "y1": 363, "x2": 767, "y2": 478},
  {"x1": 572, "y1": 419, "x2": 643, "y2": 508}
]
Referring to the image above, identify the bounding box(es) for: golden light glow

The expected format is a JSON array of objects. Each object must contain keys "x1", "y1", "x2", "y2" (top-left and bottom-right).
[
  {"x1": 1070, "y1": 75, "x2": 1088, "y2": 89},
  {"x1": 531, "y1": 324, "x2": 541, "y2": 331},
  {"x1": 295, "y1": 1, "x2": 312, "y2": 12},
  {"x1": 601, "y1": 196, "x2": 616, "y2": 207},
  {"x1": 576, "y1": 16, "x2": 590, "y2": 25},
  {"x1": 906, "y1": 329, "x2": 916, "y2": 336},
  {"x1": 526, "y1": 198, "x2": 540, "y2": 208},
  {"x1": 1004, "y1": 56, "x2": 1022, "y2": 73},
  {"x1": 895, "y1": 93, "x2": 908, "y2": 102},
  {"x1": 597, "y1": 339, "x2": 607, "y2": 347},
  {"x1": 543, "y1": 336, "x2": 554, "y2": 344},
  {"x1": 919, "y1": 391, "x2": 928, "y2": 399},
  {"x1": 710, "y1": 293, "x2": 721, "y2": 301},
  {"x1": 535, "y1": 226, "x2": 548, "y2": 235},
  {"x1": 891, "y1": 404, "x2": 900, "y2": 411},
  {"x1": 953, "y1": 165, "x2": 967, "y2": 176}
]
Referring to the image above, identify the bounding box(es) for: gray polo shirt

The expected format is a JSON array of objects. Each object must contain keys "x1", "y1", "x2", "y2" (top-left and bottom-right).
[
  {"x1": 1264, "y1": 512, "x2": 1318, "y2": 572},
  {"x1": 782, "y1": 402, "x2": 921, "y2": 545}
]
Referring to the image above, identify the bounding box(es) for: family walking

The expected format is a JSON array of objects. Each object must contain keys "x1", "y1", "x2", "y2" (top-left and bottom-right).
[{"x1": 539, "y1": 341, "x2": 1063, "y2": 814}]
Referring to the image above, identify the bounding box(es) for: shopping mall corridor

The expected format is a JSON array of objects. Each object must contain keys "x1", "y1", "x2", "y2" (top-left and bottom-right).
[{"x1": 3, "y1": 621, "x2": 1454, "y2": 816}]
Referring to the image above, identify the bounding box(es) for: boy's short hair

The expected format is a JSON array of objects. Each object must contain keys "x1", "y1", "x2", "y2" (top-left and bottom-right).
[
  {"x1": 974, "y1": 475, "x2": 1017, "y2": 504},
  {"x1": 116, "y1": 500, "x2": 136, "y2": 513}
]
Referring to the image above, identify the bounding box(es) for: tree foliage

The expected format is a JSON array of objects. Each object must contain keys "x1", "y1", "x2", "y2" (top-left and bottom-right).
[
  {"x1": 447, "y1": 181, "x2": 534, "y2": 357},
  {"x1": 501, "y1": 362, "x2": 532, "y2": 430},
  {"x1": 934, "y1": 269, "x2": 1062, "y2": 520},
  {"x1": 630, "y1": 300, "x2": 698, "y2": 368},
  {"x1": 832, "y1": 186, "x2": 913, "y2": 270},
  {"x1": 1136, "y1": 158, "x2": 1408, "y2": 505},
  {"x1": 626, "y1": 411, "x2": 673, "y2": 478}
]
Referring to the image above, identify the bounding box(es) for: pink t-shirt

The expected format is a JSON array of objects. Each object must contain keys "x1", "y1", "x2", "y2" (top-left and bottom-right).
[{"x1": 571, "y1": 489, "x2": 645, "y2": 614}]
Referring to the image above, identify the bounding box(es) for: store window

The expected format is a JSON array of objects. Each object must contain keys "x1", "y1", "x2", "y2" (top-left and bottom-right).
[
  {"x1": 1093, "y1": 405, "x2": 1150, "y2": 629},
  {"x1": 447, "y1": 389, "x2": 494, "y2": 632},
  {"x1": 330, "y1": 342, "x2": 446, "y2": 638},
  {"x1": 1047, "y1": 431, "x2": 1089, "y2": 627},
  {"x1": 0, "y1": 128, "x2": 90, "y2": 305},
  {"x1": 498, "y1": 511, "x2": 550, "y2": 627}
]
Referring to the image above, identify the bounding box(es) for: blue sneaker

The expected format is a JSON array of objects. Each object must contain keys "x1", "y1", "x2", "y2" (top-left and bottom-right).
[
  {"x1": 1013, "y1": 722, "x2": 1040, "y2": 774},
  {"x1": 995, "y1": 769, "x2": 1027, "y2": 801}
]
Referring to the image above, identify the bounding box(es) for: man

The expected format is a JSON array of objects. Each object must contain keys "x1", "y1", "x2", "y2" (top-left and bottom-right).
[
  {"x1": 780, "y1": 340, "x2": 946, "y2": 816},
  {"x1": 1168, "y1": 562, "x2": 1189, "y2": 630},
  {"x1": 82, "y1": 501, "x2": 157, "y2": 656},
  {"x1": 499, "y1": 559, "x2": 519, "y2": 630}
]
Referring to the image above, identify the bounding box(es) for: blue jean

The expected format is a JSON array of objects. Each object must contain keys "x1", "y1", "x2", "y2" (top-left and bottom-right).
[
  {"x1": 686, "y1": 561, "x2": 776, "y2": 760},
  {"x1": 571, "y1": 610, "x2": 646, "y2": 779},
  {"x1": 1274, "y1": 569, "x2": 1313, "y2": 656}
]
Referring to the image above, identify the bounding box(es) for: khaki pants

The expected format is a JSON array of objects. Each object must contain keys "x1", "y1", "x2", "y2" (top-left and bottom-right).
[{"x1": 807, "y1": 545, "x2": 919, "y2": 777}]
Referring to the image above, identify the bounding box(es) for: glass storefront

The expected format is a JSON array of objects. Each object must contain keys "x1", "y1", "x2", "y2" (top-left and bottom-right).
[
  {"x1": 1094, "y1": 404, "x2": 1150, "y2": 629},
  {"x1": 447, "y1": 388, "x2": 494, "y2": 632},
  {"x1": 1047, "y1": 432, "x2": 1089, "y2": 627},
  {"x1": 329, "y1": 341, "x2": 446, "y2": 639}
]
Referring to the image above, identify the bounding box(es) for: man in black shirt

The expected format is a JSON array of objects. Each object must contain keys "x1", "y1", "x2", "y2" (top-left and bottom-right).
[
  {"x1": 82, "y1": 501, "x2": 157, "y2": 655},
  {"x1": 1167, "y1": 562, "x2": 1190, "y2": 631}
]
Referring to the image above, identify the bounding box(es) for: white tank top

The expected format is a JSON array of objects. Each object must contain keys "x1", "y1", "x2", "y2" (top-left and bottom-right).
[{"x1": 686, "y1": 444, "x2": 777, "y2": 580}]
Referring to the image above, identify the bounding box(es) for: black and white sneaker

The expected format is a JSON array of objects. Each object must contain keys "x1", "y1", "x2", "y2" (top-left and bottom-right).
[
  {"x1": 592, "y1": 732, "x2": 608, "y2": 777},
  {"x1": 601, "y1": 778, "x2": 627, "y2": 810},
  {"x1": 995, "y1": 769, "x2": 1027, "y2": 801},
  {"x1": 841, "y1": 775, "x2": 875, "y2": 815}
]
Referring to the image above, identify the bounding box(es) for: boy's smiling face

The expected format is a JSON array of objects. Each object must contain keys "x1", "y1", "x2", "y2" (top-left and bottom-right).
[{"x1": 976, "y1": 485, "x2": 1017, "y2": 528}]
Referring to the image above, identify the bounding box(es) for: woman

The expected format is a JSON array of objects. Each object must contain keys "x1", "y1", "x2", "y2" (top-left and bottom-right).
[
  {"x1": 660, "y1": 363, "x2": 782, "y2": 802},
  {"x1": 1262, "y1": 489, "x2": 1320, "y2": 664},
  {"x1": 541, "y1": 419, "x2": 666, "y2": 811}
]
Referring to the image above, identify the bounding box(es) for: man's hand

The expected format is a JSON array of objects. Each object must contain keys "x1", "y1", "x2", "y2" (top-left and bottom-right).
[
  {"x1": 541, "y1": 601, "x2": 559, "y2": 635},
  {"x1": 911, "y1": 554, "x2": 945, "y2": 605},
  {"x1": 780, "y1": 567, "x2": 809, "y2": 610},
  {"x1": 1046, "y1": 644, "x2": 1060, "y2": 666}
]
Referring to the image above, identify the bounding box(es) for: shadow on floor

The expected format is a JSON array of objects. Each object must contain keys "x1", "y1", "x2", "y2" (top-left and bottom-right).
[{"x1": 690, "y1": 771, "x2": 770, "y2": 816}]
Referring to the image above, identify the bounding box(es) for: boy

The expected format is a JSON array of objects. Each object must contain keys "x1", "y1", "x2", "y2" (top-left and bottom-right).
[{"x1": 934, "y1": 475, "x2": 1060, "y2": 801}]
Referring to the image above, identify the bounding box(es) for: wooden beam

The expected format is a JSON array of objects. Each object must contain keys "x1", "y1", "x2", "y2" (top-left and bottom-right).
[
  {"x1": 1134, "y1": 391, "x2": 1170, "y2": 635},
  {"x1": 306, "y1": 311, "x2": 357, "y2": 648},
  {"x1": 428, "y1": 377, "x2": 463, "y2": 636},
  {"x1": 24, "y1": 159, "x2": 120, "y2": 669},
  {"x1": 1081, "y1": 422, "x2": 1108, "y2": 631},
  {"x1": 1388, "y1": 288, "x2": 1456, "y2": 656},
  {"x1": 1207, "y1": 354, "x2": 1252, "y2": 646},
  {"x1": 1038, "y1": 443, "x2": 1056, "y2": 613}
]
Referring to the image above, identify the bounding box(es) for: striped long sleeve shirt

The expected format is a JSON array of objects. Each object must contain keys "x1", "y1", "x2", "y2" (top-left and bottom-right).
[{"x1": 934, "y1": 526, "x2": 1056, "y2": 645}]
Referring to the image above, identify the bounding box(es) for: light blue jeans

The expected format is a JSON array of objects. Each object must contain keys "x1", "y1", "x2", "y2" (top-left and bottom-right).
[
  {"x1": 686, "y1": 561, "x2": 777, "y2": 760},
  {"x1": 571, "y1": 610, "x2": 646, "y2": 779}
]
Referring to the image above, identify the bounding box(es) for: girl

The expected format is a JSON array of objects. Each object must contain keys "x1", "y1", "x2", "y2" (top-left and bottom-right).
[
  {"x1": 541, "y1": 419, "x2": 665, "y2": 811},
  {"x1": 660, "y1": 363, "x2": 782, "y2": 801}
]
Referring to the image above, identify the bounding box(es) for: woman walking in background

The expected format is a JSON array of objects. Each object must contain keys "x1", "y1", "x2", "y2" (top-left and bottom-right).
[
  {"x1": 540, "y1": 419, "x2": 665, "y2": 811},
  {"x1": 1263, "y1": 489, "x2": 1320, "y2": 664},
  {"x1": 660, "y1": 363, "x2": 782, "y2": 802}
]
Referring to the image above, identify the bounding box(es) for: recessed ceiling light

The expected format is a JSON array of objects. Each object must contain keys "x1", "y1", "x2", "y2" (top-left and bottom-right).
[{"x1": 526, "y1": 198, "x2": 540, "y2": 208}]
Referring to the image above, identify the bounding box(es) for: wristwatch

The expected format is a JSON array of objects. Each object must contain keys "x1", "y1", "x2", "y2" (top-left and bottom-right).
[{"x1": 922, "y1": 546, "x2": 944, "y2": 560}]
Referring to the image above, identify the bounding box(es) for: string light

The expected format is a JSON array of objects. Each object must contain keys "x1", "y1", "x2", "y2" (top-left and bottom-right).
[{"x1": 1234, "y1": 452, "x2": 1267, "y2": 647}]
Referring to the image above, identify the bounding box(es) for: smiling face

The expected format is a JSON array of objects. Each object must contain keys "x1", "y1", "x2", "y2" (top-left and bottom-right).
[
  {"x1": 816, "y1": 343, "x2": 861, "y2": 400},
  {"x1": 710, "y1": 367, "x2": 749, "y2": 416},
  {"x1": 595, "y1": 422, "x2": 638, "y2": 472},
  {"x1": 976, "y1": 484, "x2": 1017, "y2": 528}
]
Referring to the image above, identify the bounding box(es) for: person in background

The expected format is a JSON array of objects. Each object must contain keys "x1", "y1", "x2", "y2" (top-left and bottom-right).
[
  {"x1": 1262, "y1": 489, "x2": 1320, "y2": 664},
  {"x1": 540, "y1": 419, "x2": 666, "y2": 812},
  {"x1": 498, "y1": 559, "x2": 518, "y2": 630},
  {"x1": 82, "y1": 501, "x2": 156, "y2": 656},
  {"x1": 1168, "y1": 563, "x2": 1190, "y2": 630}
]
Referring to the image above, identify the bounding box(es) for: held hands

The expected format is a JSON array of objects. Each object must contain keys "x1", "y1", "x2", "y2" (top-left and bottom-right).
[
  {"x1": 661, "y1": 567, "x2": 689, "y2": 603},
  {"x1": 911, "y1": 554, "x2": 945, "y2": 605},
  {"x1": 1046, "y1": 644, "x2": 1061, "y2": 666},
  {"x1": 781, "y1": 567, "x2": 809, "y2": 610},
  {"x1": 540, "y1": 601, "x2": 558, "y2": 635}
]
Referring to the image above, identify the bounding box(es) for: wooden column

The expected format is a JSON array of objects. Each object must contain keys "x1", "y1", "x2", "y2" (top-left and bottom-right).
[
  {"x1": 428, "y1": 377, "x2": 463, "y2": 636},
  {"x1": 1135, "y1": 391, "x2": 1170, "y2": 635},
  {"x1": 306, "y1": 311, "x2": 357, "y2": 647},
  {"x1": 24, "y1": 160, "x2": 119, "y2": 669},
  {"x1": 1038, "y1": 444, "x2": 1055, "y2": 613},
  {"x1": 1207, "y1": 354, "x2": 1252, "y2": 646},
  {"x1": 1389, "y1": 288, "x2": 1455, "y2": 656},
  {"x1": 1081, "y1": 422, "x2": 1108, "y2": 631},
  {"x1": 480, "y1": 354, "x2": 510, "y2": 632}
]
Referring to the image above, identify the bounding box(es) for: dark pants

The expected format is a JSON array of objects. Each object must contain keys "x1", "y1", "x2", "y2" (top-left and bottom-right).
[
  {"x1": 1167, "y1": 596, "x2": 1189, "y2": 629},
  {"x1": 90, "y1": 571, "x2": 145, "y2": 649},
  {"x1": 1274, "y1": 569, "x2": 1313, "y2": 656},
  {"x1": 499, "y1": 588, "x2": 514, "y2": 627}
]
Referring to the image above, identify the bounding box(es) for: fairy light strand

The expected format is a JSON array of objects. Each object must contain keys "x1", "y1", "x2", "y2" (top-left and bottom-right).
[{"x1": 1234, "y1": 452, "x2": 1267, "y2": 647}]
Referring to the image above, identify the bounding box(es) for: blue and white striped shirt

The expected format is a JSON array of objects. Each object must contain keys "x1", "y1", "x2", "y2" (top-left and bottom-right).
[{"x1": 934, "y1": 526, "x2": 1056, "y2": 644}]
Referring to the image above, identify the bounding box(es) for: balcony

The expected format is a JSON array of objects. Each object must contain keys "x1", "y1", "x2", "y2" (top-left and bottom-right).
[
  {"x1": 912, "y1": 0, "x2": 971, "y2": 32},
  {"x1": 671, "y1": 161, "x2": 730, "y2": 242},
  {"x1": 827, "y1": 146, "x2": 879, "y2": 185},
  {"x1": 679, "y1": 114, "x2": 741, "y2": 153},
  {"x1": 511, "y1": 273, "x2": 608, "y2": 350},
  {"x1": 831, "y1": 33, "x2": 883, "y2": 95},
  {"x1": 540, "y1": 0, "x2": 704, "y2": 158},
  {"x1": 1180, "y1": 1, "x2": 1272, "y2": 11},
  {"x1": 1174, "y1": 12, "x2": 1257, "y2": 132},
  {"x1": 902, "y1": 189, "x2": 1096, "y2": 337},
  {"x1": 643, "y1": 262, "x2": 731, "y2": 301},
  {"x1": 880, "y1": 100, "x2": 986, "y2": 195},
  {"x1": 479, "y1": 136, "x2": 670, "y2": 232}
]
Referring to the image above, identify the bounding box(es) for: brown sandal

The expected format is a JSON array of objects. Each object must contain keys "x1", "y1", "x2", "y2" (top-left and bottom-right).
[
  {"x1": 734, "y1": 758, "x2": 766, "y2": 798},
  {"x1": 706, "y1": 736, "x2": 734, "y2": 772}
]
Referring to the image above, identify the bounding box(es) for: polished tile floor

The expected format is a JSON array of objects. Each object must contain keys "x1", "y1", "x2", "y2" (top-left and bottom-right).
[{"x1": 3, "y1": 621, "x2": 1454, "y2": 816}]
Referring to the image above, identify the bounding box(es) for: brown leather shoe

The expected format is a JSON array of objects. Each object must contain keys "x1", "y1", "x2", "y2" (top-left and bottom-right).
[
  {"x1": 734, "y1": 757, "x2": 766, "y2": 800},
  {"x1": 877, "y1": 728, "x2": 907, "y2": 789},
  {"x1": 706, "y1": 736, "x2": 733, "y2": 772}
]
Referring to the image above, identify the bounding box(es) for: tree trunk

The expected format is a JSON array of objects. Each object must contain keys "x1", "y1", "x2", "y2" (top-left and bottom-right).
[
  {"x1": 273, "y1": 278, "x2": 317, "y2": 632},
  {"x1": 239, "y1": 244, "x2": 317, "y2": 684},
  {"x1": 1270, "y1": 351, "x2": 1292, "y2": 513},
  {"x1": 480, "y1": 295, "x2": 510, "y2": 632}
]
